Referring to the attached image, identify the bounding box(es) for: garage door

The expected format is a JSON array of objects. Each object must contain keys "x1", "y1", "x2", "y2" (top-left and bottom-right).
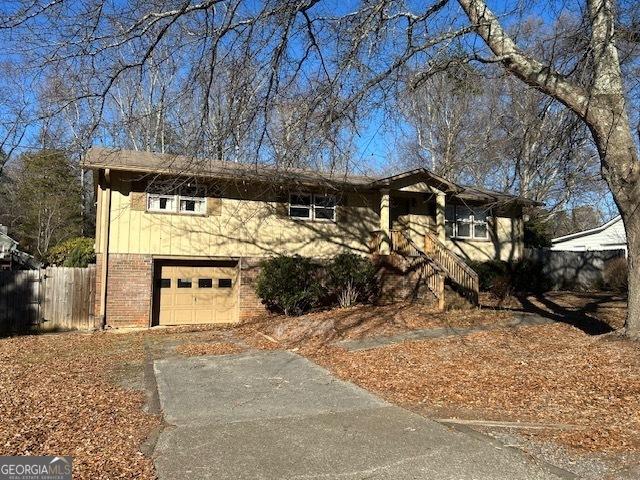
[{"x1": 156, "y1": 263, "x2": 238, "y2": 325}]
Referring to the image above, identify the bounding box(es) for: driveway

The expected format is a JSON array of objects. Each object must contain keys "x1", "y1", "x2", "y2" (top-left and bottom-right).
[{"x1": 152, "y1": 350, "x2": 572, "y2": 480}]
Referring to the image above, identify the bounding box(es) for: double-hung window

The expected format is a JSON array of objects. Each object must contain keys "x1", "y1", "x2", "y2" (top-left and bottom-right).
[
  {"x1": 445, "y1": 205, "x2": 489, "y2": 240},
  {"x1": 289, "y1": 193, "x2": 336, "y2": 221}
]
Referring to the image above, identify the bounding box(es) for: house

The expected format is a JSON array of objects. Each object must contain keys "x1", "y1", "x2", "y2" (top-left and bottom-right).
[
  {"x1": 0, "y1": 225, "x2": 38, "y2": 270},
  {"x1": 0, "y1": 225, "x2": 18, "y2": 270},
  {"x1": 83, "y1": 148, "x2": 535, "y2": 328},
  {"x1": 551, "y1": 215, "x2": 627, "y2": 256}
]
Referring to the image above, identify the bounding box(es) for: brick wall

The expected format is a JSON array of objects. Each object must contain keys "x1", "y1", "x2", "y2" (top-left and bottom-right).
[
  {"x1": 374, "y1": 254, "x2": 436, "y2": 304},
  {"x1": 239, "y1": 257, "x2": 268, "y2": 321},
  {"x1": 103, "y1": 253, "x2": 153, "y2": 328}
]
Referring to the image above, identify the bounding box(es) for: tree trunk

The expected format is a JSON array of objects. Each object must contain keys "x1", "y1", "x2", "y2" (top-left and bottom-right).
[{"x1": 587, "y1": 96, "x2": 640, "y2": 338}]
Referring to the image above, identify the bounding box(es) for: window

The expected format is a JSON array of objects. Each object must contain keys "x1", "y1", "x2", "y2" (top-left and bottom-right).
[
  {"x1": 148, "y1": 194, "x2": 176, "y2": 212},
  {"x1": 288, "y1": 193, "x2": 336, "y2": 221},
  {"x1": 146, "y1": 184, "x2": 207, "y2": 215},
  {"x1": 198, "y1": 278, "x2": 213, "y2": 288},
  {"x1": 178, "y1": 186, "x2": 206, "y2": 214},
  {"x1": 157, "y1": 278, "x2": 171, "y2": 288},
  {"x1": 445, "y1": 205, "x2": 489, "y2": 240},
  {"x1": 289, "y1": 194, "x2": 312, "y2": 219},
  {"x1": 218, "y1": 278, "x2": 233, "y2": 288},
  {"x1": 177, "y1": 278, "x2": 192, "y2": 288},
  {"x1": 313, "y1": 194, "x2": 337, "y2": 221}
]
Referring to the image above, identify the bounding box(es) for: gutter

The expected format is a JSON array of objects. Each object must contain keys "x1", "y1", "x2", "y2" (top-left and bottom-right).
[{"x1": 99, "y1": 168, "x2": 112, "y2": 329}]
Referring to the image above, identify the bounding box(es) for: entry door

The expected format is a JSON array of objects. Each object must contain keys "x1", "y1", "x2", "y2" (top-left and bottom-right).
[{"x1": 157, "y1": 264, "x2": 238, "y2": 325}]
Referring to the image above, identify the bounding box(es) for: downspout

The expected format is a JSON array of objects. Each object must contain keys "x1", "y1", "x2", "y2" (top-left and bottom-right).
[{"x1": 99, "y1": 168, "x2": 112, "y2": 329}]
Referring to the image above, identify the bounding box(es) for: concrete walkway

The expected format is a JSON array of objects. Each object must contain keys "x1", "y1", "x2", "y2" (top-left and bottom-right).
[
  {"x1": 335, "y1": 313, "x2": 554, "y2": 352},
  {"x1": 152, "y1": 350, "x2": 571, "y2": 480}
]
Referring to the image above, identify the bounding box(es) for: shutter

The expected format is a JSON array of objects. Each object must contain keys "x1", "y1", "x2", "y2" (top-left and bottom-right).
[
  {"x1": 130, "y1": 192, "x2": 147, "y2": 211},
  {"x1": 275, "y1": 192, "x2": 289, "y2": 218},
  {"x1": 335, "y1": 193, "x2": 348, "y2": 222},
  {"x1": 207, "y1": 197, "x2": 222, "y2": 216}
]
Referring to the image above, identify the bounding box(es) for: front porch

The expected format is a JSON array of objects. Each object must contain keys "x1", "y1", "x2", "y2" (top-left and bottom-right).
[{"x1": 369, "y1": 188, "x2": 480, "y2": 309}]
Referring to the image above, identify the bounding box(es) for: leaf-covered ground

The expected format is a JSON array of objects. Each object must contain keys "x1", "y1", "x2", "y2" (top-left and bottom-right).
[{"x1": 0, "y1": 332, "x2": 158, "y2": 480}]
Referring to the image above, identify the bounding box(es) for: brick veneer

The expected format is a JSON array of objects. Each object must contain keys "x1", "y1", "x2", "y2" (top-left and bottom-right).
[
  {"x1": 374, "y1": 254, "x2": 435, "y2": 304},
  {"x1": 97, "y1": 253, "x2": 154, "y2": 328},
  {"x1": 239, "y1": 257, "x2": 268, "y2": 321}
]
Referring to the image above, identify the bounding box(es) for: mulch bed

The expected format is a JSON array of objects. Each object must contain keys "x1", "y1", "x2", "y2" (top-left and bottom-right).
[
  {"x1": 175, "y1": 341, "x2": 244, "y2": 356},
  {"x1": 304, "y1": 323, "x2": 640, "y2": 454},
  {"x1": 0, "y1": 332, "x2": 159, "y2": 479}
]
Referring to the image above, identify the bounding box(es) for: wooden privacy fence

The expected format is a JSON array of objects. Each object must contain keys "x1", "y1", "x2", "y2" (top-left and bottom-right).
[{"x1": 0, "y1": 266, "x2": 96, "y2": 334}]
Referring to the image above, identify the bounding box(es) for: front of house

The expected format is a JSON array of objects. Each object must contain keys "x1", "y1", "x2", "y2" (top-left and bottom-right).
[{"x1": 84, "y1": 148, "x2": 533, "y2": 329}]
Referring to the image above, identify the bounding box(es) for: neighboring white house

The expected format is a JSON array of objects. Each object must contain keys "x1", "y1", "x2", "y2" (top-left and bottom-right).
[{"x1": 551, "y1": 215, "x2": 627, "y2": 256}]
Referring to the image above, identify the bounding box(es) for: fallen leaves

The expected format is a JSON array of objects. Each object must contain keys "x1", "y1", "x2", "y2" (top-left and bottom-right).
[
  {"x1": 0, "y1": 333, "x2": 158, "y2": 480},
  {"x1": 239, "y1": 302, "x2": 515, "y2": 347},
  {"x1": 306, "y1": 323, "x2": 640, "y2": 453}
]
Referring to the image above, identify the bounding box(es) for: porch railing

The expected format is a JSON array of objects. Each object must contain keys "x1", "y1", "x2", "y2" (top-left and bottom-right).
[
  {"x1": 368, "y1": 228, "x2": 479, "y2": 308},
  {"x1": 423, "y1": 230, "x2": 479, "y2": 306}
]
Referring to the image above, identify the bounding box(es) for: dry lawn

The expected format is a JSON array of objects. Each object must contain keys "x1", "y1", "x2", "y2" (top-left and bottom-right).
[
  {"x1": 305, "y1": 323, "x2": 640, "y2": 454},
  {"x1": 482, "y1": 290, "x2": 627, "y2": 330},
  {"x1": 0, "y1": 332, "x2": 159, "y2": 479},
  {"x1": 239, "y1": 302, "x2": 516, "y2": 347}
]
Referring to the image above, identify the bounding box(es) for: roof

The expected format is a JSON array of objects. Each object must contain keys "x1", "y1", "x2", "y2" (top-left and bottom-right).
[
  {"x1": 82, "y1": 148, "x2": 537, "y2": 205},
  {"x1": 552, "y1": 215, "x2": 623, "y2": 244}
]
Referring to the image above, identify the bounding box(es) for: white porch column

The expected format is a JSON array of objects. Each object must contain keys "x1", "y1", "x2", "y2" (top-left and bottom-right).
[
  {"x1": 435, "y1": 190, "x2": 446, "y2": 243},
  {"x1": 380, "y1": 189, "x2": 391, "y2": 254}
]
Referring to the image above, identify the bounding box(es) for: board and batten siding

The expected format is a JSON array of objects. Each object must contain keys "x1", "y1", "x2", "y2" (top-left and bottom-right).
[{"x1": 103, "y1": 172, "x2": 379, "y2": 258}]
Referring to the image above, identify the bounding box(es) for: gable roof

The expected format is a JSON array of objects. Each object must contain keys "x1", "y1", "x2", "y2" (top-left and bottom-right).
[
  {"x1": 552, "y1": 215, "x2": 623, "y2": 244},
  {"x1": 82, "y1": 148, "x2": 537, "y2": 205}
]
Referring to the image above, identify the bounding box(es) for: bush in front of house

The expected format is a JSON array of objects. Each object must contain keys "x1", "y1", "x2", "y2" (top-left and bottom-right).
[
  {"x1": 255, "y1": 255, "x2": 323, "y2": 316},
  {"x1": 327, "y1": 252, "x2": 378, "y2": 307},
  {"x1": 466, "y1": 259, "x2": 508, "y2": 291},
  {"x1": 468, "y1": 258, "x2": 551, "y2": 296},
  {"x1": 46, "y1": 237, "x2": 96, "y2": 267},
  {"x1": 603, "y1": 256, "x2": 628, "y2": 292}
]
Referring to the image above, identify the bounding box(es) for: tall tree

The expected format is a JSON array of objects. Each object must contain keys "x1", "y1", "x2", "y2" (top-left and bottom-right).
[
  {"x1": 9, "y1": 150, "x2": 82, "y2": 259},
  {"x1": 456, "y1": 0, "x2": 640, "y2": 336}
]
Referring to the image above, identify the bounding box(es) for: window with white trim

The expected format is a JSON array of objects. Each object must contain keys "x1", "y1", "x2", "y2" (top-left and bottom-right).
[
  {"x1": 146, "y1": 185, "x2": 206, "y2": 215},
  {"x1": 148, "y1": 194, "x2": 176, "y2": 212},
  {"x1": 445, "y1": 205, "x2": 489, "y2": 239},
  {"x1": 288, "y1": 193, "x2": 336, "y2": 221}
]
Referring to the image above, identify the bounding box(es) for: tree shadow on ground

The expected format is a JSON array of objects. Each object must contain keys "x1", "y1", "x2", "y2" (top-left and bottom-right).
[{"x1": 511, "y1": 292, "x2": 620, "y2": 335}]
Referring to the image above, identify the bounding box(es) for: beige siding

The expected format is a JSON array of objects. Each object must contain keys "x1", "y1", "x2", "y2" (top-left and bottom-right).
[
  {"x1": 101, "y1": 171, "x2": 523, "y2": 261},
  {"x1": 106, "y1": 172, "x2": 379, "y2": 258},
  {"x1": 444, "y1": 216, "x2": 524, "y2": 262}
]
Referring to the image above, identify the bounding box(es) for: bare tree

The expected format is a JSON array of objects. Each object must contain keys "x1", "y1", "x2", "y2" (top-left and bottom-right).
[
  {"x1": 1, "y1": 0, "x2": 639, "y2": 335},
  {"x1": 457, "y1": 0, "x2": 640, "y2": 336}
]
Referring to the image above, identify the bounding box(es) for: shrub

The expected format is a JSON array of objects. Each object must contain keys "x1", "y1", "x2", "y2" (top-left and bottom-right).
[
  {"x1": 466, "y1": 259, "x2": 508, "y2": 291},
  {"x1": 467, "y1": 258, "x2": 550, "y2": 295},
  {"x1": 255, "y1": 256, "x2": 322, "y2": 316},
  {"x1": 604, "y1": 256, "x2": 628, "y2": 292},
  {"x1": 327, "y1": 252, "x2": 377, "y2": 307},
  {"x1": 46, "y1": 237, "x2": 96, "y2": 267}
]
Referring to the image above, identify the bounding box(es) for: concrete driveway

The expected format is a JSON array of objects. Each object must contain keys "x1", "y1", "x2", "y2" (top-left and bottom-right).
[{"x1": 152, "y1": 350, "x2": 571, "y2": 480}]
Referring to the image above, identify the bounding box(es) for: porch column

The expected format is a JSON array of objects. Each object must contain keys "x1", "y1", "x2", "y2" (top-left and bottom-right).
[
  {"x1": 435, "y1": 190, "x2": 446, "y2": 242},
  {"x1": 380, "y1": 189, "x2": 391, "y2": 254}
]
